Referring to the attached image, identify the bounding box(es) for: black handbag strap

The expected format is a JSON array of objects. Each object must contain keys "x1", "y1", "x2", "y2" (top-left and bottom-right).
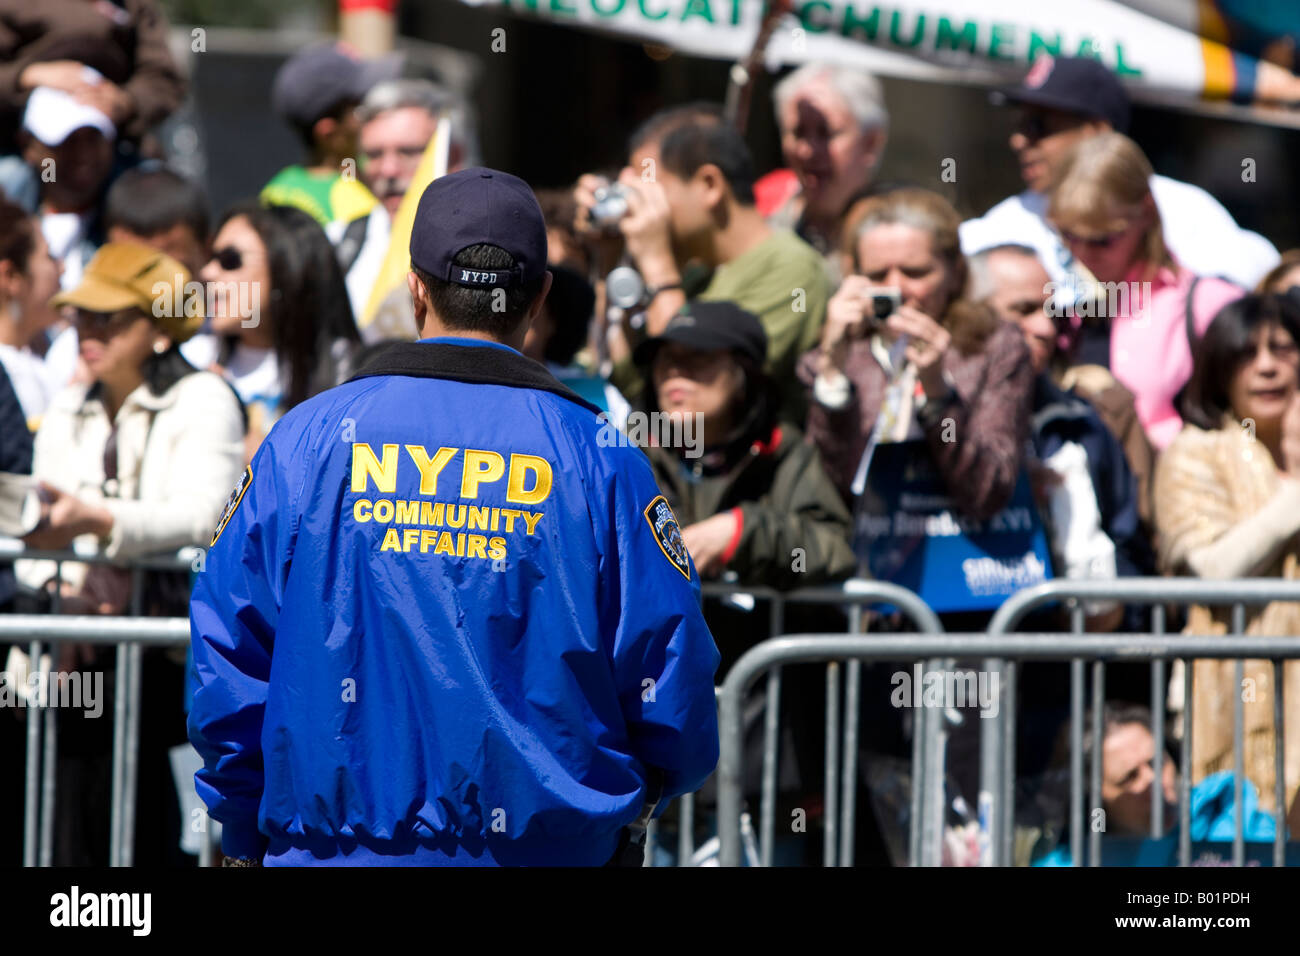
[{"x1": 1184, "y1": 275, "x2": 1203, "y2": 352}]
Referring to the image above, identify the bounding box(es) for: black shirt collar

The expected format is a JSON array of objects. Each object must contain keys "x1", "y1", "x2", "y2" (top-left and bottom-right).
[{"x1": 349, "y1": 341, "x2": 603, "y2": 415}]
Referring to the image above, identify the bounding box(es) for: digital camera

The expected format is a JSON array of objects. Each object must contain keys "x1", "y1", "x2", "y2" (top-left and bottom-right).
[
  {"x1": 590, "y1": 183, "x2": 631, "y2": 228},
  {"x1": 867, "y1": 287, "x2": 902, "y2": 324}
]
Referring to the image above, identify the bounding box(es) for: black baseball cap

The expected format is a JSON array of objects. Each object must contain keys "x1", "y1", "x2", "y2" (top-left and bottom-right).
[
  {"x1": 272, "y1": 44, "x2": 402, "y2": 128},
  {"x1": 410, "y1": 167, "x2": 548, "y2": 288},
  {"x1": 634, "y1": 301, "x2": 767, "y2": 367},
  {"x1": 992, "y1": 55, "x2": 1131, "y2": 133}
]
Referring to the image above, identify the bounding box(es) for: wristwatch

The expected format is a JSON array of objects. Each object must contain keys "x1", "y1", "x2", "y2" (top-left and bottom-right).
[
  {"x1": 645, "y1": 280, "x2": 683, "y2": 301},
  {"x1": 918, "y1": 372, "x2": 960, "y2": 426}
]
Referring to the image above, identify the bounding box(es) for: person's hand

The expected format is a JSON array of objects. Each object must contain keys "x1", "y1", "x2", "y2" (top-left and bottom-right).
[
  {"x1": 886, "y1": 304, "x2": 952, "y2": 398},
  {"x1": 22, "y1": 483, "x2": 113, "y2": 550},
  {"x1": 819, "y1": 275, "x2": 876, "y2": 373},
  {"x1": 681, "y1": 511, "x2": 740, "y2": 578},
  {"x1": 73, "y1": 77, "x2": 133, "y2": 127},
  {"x1": 19, "y1": 61, "x2": 134, "y2": 126},
  {"x1": 19, "y1": 60, "x2": 87, "y2": 94},
  {"x1": 615, "y1": 168, "x2": 679, "y2": 287},
  {"x1": 572, "y1": 173, "x2": 627, "y2": 274},
  {"x1": 573, "y1": 173, "x2": 608, "y2": 236},
  {"x1": 1280, "y1": 391, "x2": 1300, "y2": 476}
]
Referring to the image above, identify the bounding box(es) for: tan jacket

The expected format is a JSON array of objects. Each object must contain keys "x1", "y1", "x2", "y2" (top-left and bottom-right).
[
  {"x1": 1154, "y1": 421, "x2": 1300, "y2": 812},
  {"x1": 17, "y1": 371, "x2": 244, "y2": 594}
]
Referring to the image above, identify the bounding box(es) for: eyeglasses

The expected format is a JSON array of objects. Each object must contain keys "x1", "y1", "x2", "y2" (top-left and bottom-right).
[
  {"x1": 210, "y1": 246, "x2": 243, "y2": 271},
  {"x1": 1014, "y1": 109, "x2": 1084, "y2": 142},
  {"x1": 73, "y1": 308, "x2": 139, "y2": 336},
  {"x1": 1059, "y1": 225, "x2": 1134, "y2": 250}
]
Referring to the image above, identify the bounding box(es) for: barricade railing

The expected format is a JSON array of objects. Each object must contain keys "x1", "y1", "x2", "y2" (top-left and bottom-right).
[
  {"x1": 717, "y1": 627, "x2": 1300, "y2": 868},
  {"x1": 8, "y1": 614, "x2": 192, "y2": 867},
  {"x1": 17, "y1": 545, "x2": 1298, "y2": 870},
  {"x1": 665, "y1": 579, "x2": 943, "y2": 867},
  {"x1": 0, "y1": 539, "x2": 199, "y2": 867},
  {"x1": 984, "y1": 578, "x2": 1300, "y2": 868}
]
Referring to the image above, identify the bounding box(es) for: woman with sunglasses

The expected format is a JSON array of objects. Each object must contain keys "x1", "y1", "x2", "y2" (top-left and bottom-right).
[
  {"x1": 1046, "y1": 132, "x2": 1242, "y2": 451},
  {"x1": 9, "y1": 242, "x2": 244, "y2": 864},
  {"x1": 199, "y1": 202, "x2": 360, "y2": 456},
  {"x1": 17, "y1": 242, "x2": 244, "y2": 598}
]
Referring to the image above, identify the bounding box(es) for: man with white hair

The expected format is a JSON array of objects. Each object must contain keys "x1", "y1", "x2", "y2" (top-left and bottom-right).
[
  {"x1": 328, "y1": 77, "x2": 478, "y2": 340},
  {"x1": 761, "y1": 63, "x2": 889, "y2": 281}
]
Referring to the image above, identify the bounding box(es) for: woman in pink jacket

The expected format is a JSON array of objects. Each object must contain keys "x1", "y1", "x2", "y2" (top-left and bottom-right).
[{"x1": 1047, "y1": 132, "x2": 1242, "y2": 452}]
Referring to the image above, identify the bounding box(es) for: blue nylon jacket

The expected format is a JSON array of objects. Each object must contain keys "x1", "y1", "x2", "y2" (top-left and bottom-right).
[{"x1": 188, "y1": 338, "x2": 720, "y2": 866}]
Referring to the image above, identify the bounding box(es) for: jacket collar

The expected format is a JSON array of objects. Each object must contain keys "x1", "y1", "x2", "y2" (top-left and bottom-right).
[
  {"x1": 81, "y1": 378, "x2": 182, "y2": 420},
  {"x1": 675, "y1": 423, "x2": 788, "y2": 480},
  {"x1": 348, "y1": 340, "x2": 603, "y2": 415},
  {"x1": 1030, "y1": 373, "x2": 1093, "y2": 432}
]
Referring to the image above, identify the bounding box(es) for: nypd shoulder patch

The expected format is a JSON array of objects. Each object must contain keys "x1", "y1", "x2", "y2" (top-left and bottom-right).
[
  {"x1": 211, "y1": 465, "x2": 253, "y2": 547},
  {"x1": 643, "y1": 494, "x2": 691, "y2": 581}
]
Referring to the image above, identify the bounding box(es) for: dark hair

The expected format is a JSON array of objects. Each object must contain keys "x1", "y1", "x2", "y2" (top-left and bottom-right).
[
  {"x1": 658, "y1": 121, "x2": 757, "y2": 206},
  {"x1": 1179, "y1": 292, "x2": 1300, "y2": 431},
  {"x1": 296, "y1": 98, "x2": 356, "y2": 156},
  {"x1": 104, "y1": 166, "x2": 209, "y2": 242},
  {"x1": 627, "y1": 102, "x2": 723, "y2": 156},
  {"x1": 0, "y1": 196, "x2": 36, "y2": 273},
  {"x1": 1050, "y1": 701, "x2": 1174, "y2": 775},
  {"x1": 213, "y1": 201, "x2": 361, "y2": 409},
  {"x1": 412, "y1": 244, "x2": 546, "y2": 338},
  {"x1": 142, "y1": 342, "x2": 199, "y2": 397},
  {"x1": 539, "y1": 264, "x2": 596, "y2": 366},
  {"x1": 533, "y1": 187, "x2": 589, "y2": 274}
]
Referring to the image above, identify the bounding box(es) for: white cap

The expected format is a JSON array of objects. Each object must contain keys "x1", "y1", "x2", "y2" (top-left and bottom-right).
[{"x1": 22, "y1": 71, "x2": 117, "y2": 147}]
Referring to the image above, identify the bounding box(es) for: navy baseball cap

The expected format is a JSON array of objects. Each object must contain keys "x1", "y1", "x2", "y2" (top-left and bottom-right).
[
  {"x1": 992, "y1": 55, "x2": 1131, "y2": 133},
  {"x1": 272, "y1": 44, "x2": 402, "y2": 128},
  {"x1": 634, "y1": 301, "x2": 768, "y2": 367},
  {"x1": 410, "y1": 167, "x2": 548, "y2": 288}
]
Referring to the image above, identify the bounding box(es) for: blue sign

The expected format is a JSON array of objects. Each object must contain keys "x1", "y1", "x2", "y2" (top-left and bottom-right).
[{"x1": 854, "y1": 441, "x2": 1053, "y2": 613}]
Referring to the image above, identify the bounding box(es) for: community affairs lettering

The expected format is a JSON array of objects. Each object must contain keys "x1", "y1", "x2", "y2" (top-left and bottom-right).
[{"x1": 349, "y1": 442, "x2": 553, "y2": 560}]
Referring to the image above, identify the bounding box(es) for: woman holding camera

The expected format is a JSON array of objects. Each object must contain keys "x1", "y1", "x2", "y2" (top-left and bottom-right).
[{"x1": 800, "y1": 188, "x2": 1034, "y2": 519}]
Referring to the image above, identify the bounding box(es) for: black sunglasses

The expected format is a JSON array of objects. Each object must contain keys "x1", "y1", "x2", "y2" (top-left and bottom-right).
[
  {"x1": 73, "y1": 308, "x2": 139, "y2": 335},
  {"x1": 210, "y1": 246, "x2": 243, "y2": 271},
  {"x1": 1015, "y1": 109, "x2": 1085, "y2": 142}
]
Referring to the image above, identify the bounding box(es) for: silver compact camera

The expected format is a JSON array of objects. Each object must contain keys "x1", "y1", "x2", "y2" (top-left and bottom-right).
[{"x1": 590, "y1": 183, "x2": 630, "y2": 228}]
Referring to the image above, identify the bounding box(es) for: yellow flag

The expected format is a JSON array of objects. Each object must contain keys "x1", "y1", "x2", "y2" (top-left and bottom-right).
[{"x1": 360, "y1": 115, "x2": 451, "y2": 329}]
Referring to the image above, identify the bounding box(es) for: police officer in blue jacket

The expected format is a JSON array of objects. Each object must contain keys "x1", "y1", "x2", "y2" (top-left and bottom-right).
[{"x1": 188, "y1": 167, "x2": 721, "y2": 866}]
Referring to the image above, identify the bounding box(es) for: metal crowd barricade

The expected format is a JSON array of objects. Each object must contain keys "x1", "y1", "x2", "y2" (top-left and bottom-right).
[
  {"x1": 0, "y1": 539, "x2": 207, "y2": 867},
  {"x1": 669, "y1": 579, "x2": 942, "y2": 867},
  {"x1": 716, "y1": 627, "x2": 1300, "y2": 868},
  {"x1": 983, "y1": 579, "x2": 1300, "y2": 868}
]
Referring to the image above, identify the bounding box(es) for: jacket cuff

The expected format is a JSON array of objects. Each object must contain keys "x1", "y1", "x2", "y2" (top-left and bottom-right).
[
  {"x1": 719, "y1": 507, "x2": 745, "y2": 566},
  {"x1": 99, "y1": 500, "x2": 143, "y2": 560},
  {"x1": 812, "y1": 369, "x2": 852, "y2": 410},
  {"x1": 220, "y1": 819, "x2": 268, "y2": 861}
]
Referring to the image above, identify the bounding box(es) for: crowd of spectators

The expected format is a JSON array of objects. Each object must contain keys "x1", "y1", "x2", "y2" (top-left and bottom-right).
[{"x1": 1, "y1": 0, "x2": 1298, "y2": 866}]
